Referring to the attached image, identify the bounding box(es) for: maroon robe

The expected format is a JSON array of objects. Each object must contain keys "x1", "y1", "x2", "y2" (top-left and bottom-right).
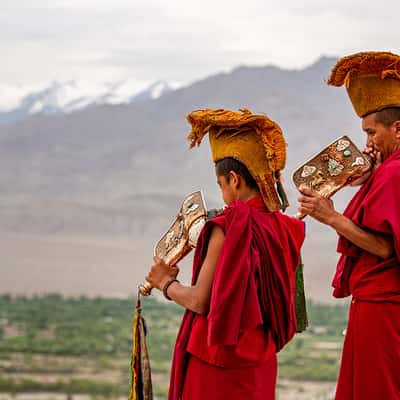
[
  {"x1": 168, "y1": 196, "x2": 305, "y2": 400},
  {"x1": 333, "y1": 149, "x2": 400, "y2": 400}
]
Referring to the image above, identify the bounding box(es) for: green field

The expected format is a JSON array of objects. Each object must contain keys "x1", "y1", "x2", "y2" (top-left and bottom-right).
[{"x1": 0, "y1": 295, "x2": 349, "y2": 400}]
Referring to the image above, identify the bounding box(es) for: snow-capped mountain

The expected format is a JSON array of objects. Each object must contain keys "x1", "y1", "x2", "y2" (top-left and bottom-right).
[{"x1": 0, "y1": 79, "x2": 176, "y2": 124}]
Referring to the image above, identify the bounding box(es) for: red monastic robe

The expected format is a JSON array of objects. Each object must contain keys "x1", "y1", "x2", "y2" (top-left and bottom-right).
[
  {"x1": 168, "y1": 197, "x2": 305, "y2": 400},
  {"x1": 333, "y1": 149, "x2": 400, "y2": 400}
]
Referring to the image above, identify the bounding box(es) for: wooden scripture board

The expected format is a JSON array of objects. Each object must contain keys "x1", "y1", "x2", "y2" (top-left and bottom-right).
[{"x1": 292, "y1": 136, "x2": 371, "y2": 198}]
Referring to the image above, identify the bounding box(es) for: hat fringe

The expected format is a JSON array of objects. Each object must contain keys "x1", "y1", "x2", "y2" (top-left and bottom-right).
[
  {"x1": 327, "y1": 51, "x2": 400, "y2": 87},
  {"x1": 187, "y1": 108, "x2": 286, "y2": 172}
]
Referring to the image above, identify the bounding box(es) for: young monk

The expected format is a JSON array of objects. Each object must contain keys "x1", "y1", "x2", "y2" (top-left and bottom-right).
[{"x1": 146, "y1": 108, "x2": 305, "y2": 400}]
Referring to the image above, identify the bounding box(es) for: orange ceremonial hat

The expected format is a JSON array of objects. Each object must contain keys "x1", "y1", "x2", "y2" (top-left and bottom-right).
[
  {"x1": 186, "y1": 108, "x2": 288, "y2": 212},
  {"x1": 327, "y1": 51, "x2": 400, "y2": 117}
]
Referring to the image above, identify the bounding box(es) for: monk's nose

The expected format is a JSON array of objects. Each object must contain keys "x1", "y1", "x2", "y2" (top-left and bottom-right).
[{"x1": 366, "y1": 136, "x2": 374, "y2": 148}]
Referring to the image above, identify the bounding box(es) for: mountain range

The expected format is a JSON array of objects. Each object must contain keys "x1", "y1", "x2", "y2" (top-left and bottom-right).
[
  {"x1": 0, "y1": 80, "x2": 174, "y2": 124},
  {"x1": 0, "y1": 56, "x2": 363, "y2": 302}
]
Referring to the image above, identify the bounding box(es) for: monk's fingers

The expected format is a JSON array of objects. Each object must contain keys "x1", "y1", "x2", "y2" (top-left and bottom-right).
[
  {"x1": 363, "y1": 146, "x2": 374, "y2": 155},
  {"x1": 300, "y1": 195, "x2": 329, "y2": 211},
  {"x1": 297, "y1": 205, "x2": 310, "y2": 215},
  {"x1": 298, "y1": 194, "x2": 318, "y2": 206},
  {"x1": 298, "y1": 202, "x2": 325, "y2": 219},
  {"x1": 298, "y1": 193, "x2": 311, "y2": 203},
  {"x1": 153, "y1": 256, "x2": 168, "y2": 269},
  {"x1": 298, "y1": 184, "x2": 321, "y2": 198},
  {"x1": 298, "y1": 184, "x2": 312, "y2": 194},
  {"x1": 170, "y1": 265, "x2": 180, "y2": 277},
  {"x1": 298, "y1": 198, "x2": 316, "y2": 210}
]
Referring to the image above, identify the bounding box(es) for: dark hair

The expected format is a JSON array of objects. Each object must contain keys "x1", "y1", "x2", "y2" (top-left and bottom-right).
[
  {"x1": 374, "y1": 107, "x2": 400, "y2": 127},
  {"x1": 215, "y1": 157, "x2": 258, "y2": 189}
]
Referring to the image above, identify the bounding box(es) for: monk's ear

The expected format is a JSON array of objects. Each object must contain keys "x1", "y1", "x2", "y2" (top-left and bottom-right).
[
  {"x1": 395, "y1": 120, "x2": 400, "y2": 139},
  {"x1": 229, "y1": 171, "x2": 240, "y2": 188}
]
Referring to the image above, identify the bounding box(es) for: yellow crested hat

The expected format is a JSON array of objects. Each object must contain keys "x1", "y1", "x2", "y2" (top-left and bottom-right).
[
  {"x1": 187, "y1": 108, "x2": 288, "y2": 212},
  {"x1": 327, "y1": 51, "x2": 400, "y2": 117}
]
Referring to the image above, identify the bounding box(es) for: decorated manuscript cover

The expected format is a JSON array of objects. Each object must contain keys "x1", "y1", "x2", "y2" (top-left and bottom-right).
[
  {"x1": 292, "y1": 136, "x2": 371, "y2": 198},
  {"x1": 154, "y1": 191, "x2": 209, "y2": 266}
]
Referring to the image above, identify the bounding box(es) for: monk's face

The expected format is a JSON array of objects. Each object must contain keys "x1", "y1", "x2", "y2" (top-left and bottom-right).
[
  {"x1": 362, "y1": 113, "x2": 400, "y2": 161},
  {"x1": 216, "y1": 173, "x2": 237, "y2": 205}
]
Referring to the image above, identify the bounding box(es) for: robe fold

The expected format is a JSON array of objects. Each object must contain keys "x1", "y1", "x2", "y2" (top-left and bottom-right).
[
  {"x1": 168, "y1": 196, "x2": 305, "y2": 400},
  {"x1": 332, "y1": 149, "x2": 400, "y2": 400}
]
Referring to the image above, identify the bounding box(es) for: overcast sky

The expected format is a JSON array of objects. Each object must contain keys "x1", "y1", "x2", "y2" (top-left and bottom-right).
[{"x1": 1, "y1": 0, "x2": 400, "y2": 91}]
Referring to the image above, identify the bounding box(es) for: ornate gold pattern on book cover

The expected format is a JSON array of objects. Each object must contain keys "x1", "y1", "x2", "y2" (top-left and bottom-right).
[
  {"x1": 139, "y1": 191, "x2": 215, "y2": 296},
  {"x1": 292, "y1": 135, "x2": 371, "y2": 198},
  {"x1": 155, "y1": 191, "x2": 208, "y2": 266}
]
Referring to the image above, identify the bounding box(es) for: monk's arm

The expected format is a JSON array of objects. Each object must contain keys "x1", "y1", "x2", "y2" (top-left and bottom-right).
[
  {"x1": 146, "y1": 225, "x2": 224, "y2": 314},
  {"x1": 327, "y1": 211, "x2": 393, "y2": 259},
  {"x1": 298, "y1": 186, "x2": 393, "y2": 259}
]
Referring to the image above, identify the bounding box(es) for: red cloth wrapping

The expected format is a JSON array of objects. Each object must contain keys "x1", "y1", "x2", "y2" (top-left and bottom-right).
[
  {"x1": 168, "y1": 197, "x2": 305, "y2": 400},
  {"x1": 181, "y1": 353, "x2": 277, "y2": 400},
  {"x1": 186, "y1": 315, "x2": 276, "y2": 367},
  {"x1": 333, "y1": 149, "x2": 400, "y2": 301},
  {"x1": 335, "y1": 300, "x2": 400, "y2": 400},
  {"x1": 332, "y1": 149, "x2": 400, "y2": 399}
]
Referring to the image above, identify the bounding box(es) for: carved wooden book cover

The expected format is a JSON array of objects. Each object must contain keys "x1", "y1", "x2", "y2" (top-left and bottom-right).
[
  {"x1": 154, "y1": 191, "x2": 208, "y2": 266},
  {"x1": 292, "y1": 136, "x2": 371, "y2": 197}
]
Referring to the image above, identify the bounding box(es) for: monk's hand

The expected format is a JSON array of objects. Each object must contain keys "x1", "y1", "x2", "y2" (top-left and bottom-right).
[
  {"x1": 298, "y1": 185, "x2": 336, "y2": 225},
  {"x1": 350, "y1": 146, "x2": 382, "y2": 186},
  {"x1": 363, "y1": 145, "x2": 380, "y2": 164},
  {"x1": 367, "y1": 147, "x2": 382, "y2": 170},
  {"x1": 145, "y1": 256, "x2": 179, "y2": 291}
]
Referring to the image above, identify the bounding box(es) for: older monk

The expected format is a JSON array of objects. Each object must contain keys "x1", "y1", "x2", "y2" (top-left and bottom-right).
[{"x1": 298, "y1": 52, "x2": 400, "y2": 400}]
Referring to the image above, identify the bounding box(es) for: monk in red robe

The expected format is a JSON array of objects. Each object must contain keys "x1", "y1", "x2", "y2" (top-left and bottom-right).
[
  {"x1": 146, "y1": 109, "x2": 305, "y2": 400},
  {"x1": 298, "y1": 52, "x2": 400, "y2": 400}
]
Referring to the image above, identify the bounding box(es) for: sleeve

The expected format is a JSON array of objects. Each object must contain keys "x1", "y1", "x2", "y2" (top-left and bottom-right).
[{"x1": 361, "y1": 162, "x2": 400, "y2": 261}]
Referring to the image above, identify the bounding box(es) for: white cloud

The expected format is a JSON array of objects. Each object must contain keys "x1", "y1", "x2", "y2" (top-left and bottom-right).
[{"x1": 0, "y1": 1, "x2": 399, "y2": 87}]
